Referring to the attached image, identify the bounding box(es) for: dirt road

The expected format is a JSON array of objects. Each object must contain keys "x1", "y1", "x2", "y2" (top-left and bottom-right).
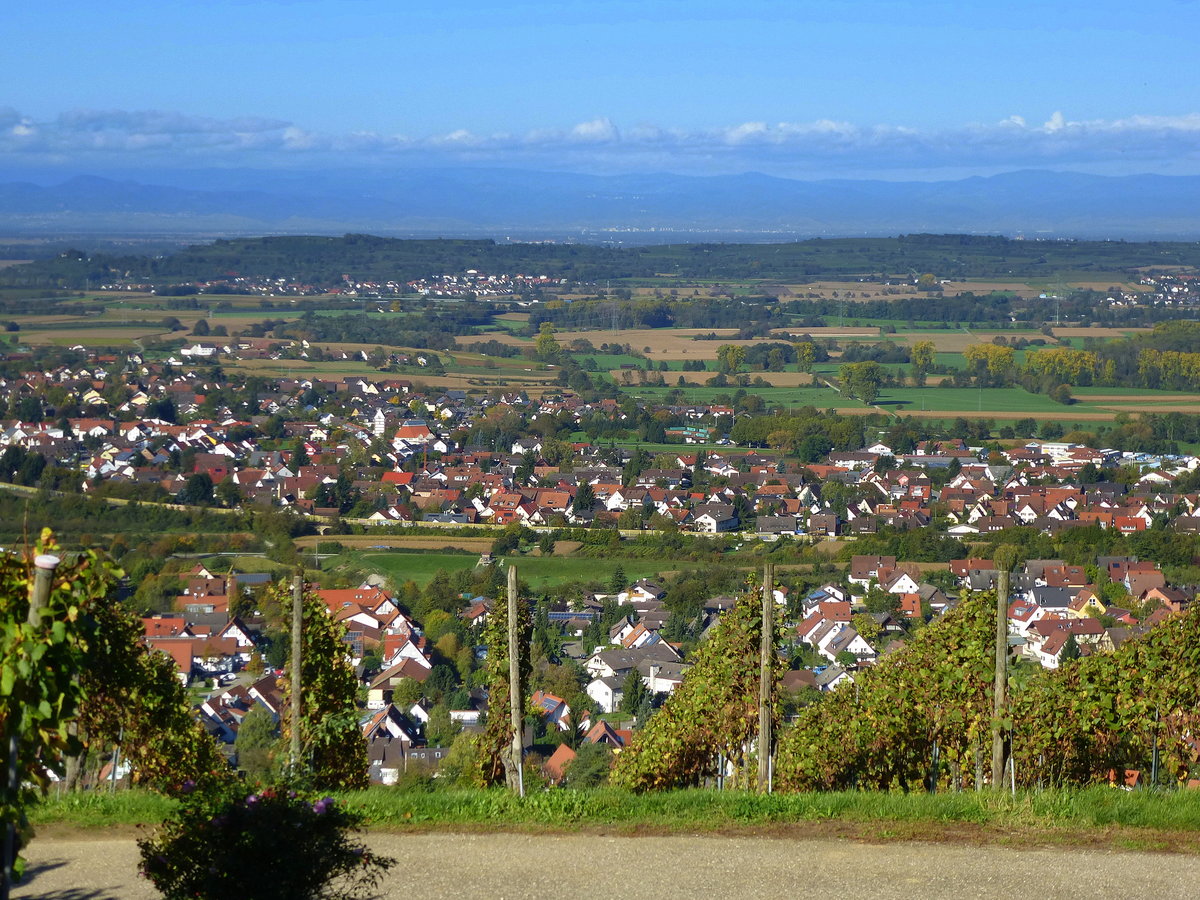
[{"x1": 15, "y1": 832, "x2": 1200, "y2": 899}]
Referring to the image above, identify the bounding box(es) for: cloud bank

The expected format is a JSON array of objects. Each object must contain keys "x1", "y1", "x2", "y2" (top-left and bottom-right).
[{"x1": 3, "y1": 107, "x2": 1199, "y2": 176}]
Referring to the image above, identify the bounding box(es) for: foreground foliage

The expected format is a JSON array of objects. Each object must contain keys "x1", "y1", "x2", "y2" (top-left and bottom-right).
[
  {"x1": 138, "y1": 781, "x2": 392, "y2": 900},
  {"x1": 0, "y1": 530, "x2": 107, "y2": 885}
]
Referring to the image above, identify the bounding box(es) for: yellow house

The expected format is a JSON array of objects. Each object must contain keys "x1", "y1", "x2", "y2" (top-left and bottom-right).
[{"x1": 1066, "y1": 588, "x2": 1107, "y2": 620}]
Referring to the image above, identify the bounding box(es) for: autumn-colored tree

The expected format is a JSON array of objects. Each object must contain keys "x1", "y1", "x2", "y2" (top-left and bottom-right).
[
  {"x1": 716, "y1": 344, "x2": 747, "y2": 374},
  {"x1": 793, "y1": 342, "x2": 816, "y2": 374},
  {"x1": 534, "y1": 323, "x2": 560, "y2": 360},
  {"x1": 910, "y1": 340, "x2": 936, "y2": 385}
]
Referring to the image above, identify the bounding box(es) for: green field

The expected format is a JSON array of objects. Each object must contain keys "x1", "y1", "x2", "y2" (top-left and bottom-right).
[
  {"x1": 876, "y1": 386, "x2": 1071, "y2": 414},
  {"x1": 348, "y1": 551, "x2": 671, "y2": 589},
  {"x1": 625, "y1": 384, "x2": 855, "y2": 407}
]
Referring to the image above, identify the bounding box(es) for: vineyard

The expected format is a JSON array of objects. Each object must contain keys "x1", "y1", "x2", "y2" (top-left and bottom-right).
[{"x1": 613, "y1": 583, "x2": 1200, "y2": 793}]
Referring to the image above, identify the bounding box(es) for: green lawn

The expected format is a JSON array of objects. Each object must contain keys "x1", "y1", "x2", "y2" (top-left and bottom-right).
[{"x1": 349, "y1": 551, "x2": 669, "y2": 589}]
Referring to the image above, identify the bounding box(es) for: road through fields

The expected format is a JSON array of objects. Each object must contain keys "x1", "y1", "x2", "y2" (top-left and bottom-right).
[{"x1": 15, "y1": 832, "x2": 1200, "y2": 899}]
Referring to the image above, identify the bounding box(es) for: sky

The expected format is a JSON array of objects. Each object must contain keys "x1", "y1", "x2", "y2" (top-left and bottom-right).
[{"x1": 4, "y1": 0, "x2": 1200, "y2": 181}]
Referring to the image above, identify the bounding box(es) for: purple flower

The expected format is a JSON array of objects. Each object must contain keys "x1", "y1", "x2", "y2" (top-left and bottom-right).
[
  {"x1": 245, "y1": 794, "x2": 259, "y2": 807},
  {"x1": 312, "y1": 797, "x2": 334, "y2": 815},
  {"x1": 179, "y1": 779, "x2": 196, "y2": 795}
]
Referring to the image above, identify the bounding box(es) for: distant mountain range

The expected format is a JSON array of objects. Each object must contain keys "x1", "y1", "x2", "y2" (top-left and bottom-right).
[{"x1": 0, "y1": 168, "x2": 1197, "y2": 240}]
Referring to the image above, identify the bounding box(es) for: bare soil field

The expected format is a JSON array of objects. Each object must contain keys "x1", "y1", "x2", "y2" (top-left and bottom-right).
[
  {"x1": 496, "y1": 328, "x2": 765, "y2": 360},
  {"x1": 18, "y1": 326, "x2": 175, "y2": 345},
  {"x1": 937, "y1": 281, "x2": 1043, "y2": 297},
  {"x1": 1083, "y1": 394, "x2": 1200, "y2": 402},
  {"x1": 781, "y1": 281, "x2": 928, "y2": 301},
  {"x1": 1098, "y1": 404, "x2": 1200, "y2": 414},
  {"x1": 771, "y1": 326, "x2": 880, "y2": 338}
]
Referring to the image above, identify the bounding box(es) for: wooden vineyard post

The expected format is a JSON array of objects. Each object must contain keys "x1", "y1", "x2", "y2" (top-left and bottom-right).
[
  {"x1": 507, "y1": 564, "x2": 525, "y2": 797},
  {"x1": 992, "y1": 548, "x2": 1016, "y2": 789},
  {"x1": 289, "y1": 572, "x2": 304, "y2": 772},
  {"x1": 757, "y1": 563, "x2": 775, "y2": 793}
]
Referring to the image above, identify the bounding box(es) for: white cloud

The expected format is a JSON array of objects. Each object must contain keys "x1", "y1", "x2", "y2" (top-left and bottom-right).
[
  {"x1": 2, "y1": 106, "x2": 1199, "y2": 175},
  {"x1": 569, "y1": 117, "x2": 619, "y2": 142}
]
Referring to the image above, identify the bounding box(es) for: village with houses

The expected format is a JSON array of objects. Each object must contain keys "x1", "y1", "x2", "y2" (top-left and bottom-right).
[{"x1": 4, "y1": 335, "x2": 1199, "y2": 790}]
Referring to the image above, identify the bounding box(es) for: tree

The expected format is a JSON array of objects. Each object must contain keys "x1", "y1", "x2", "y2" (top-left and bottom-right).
[
  {"x1": 852, "y1": 612, "x2": 882, "y2": 645},
  {"x1": 565, "y1": 741, "x2": 613, "y2": 787},
  {"x1": 864, "y1": 587, "x2": 901, "y2": 614},
  {"x1": 178, "y1": 473, "x2": 214, "y2": 505},
  {"x1": 619, "y1": 668, "x2": 648, "y2": 717},
  {"x1": 840, "y1": 361, "x2": 883, "y2": 405},
  {"x1": 275, "y1": 581, "x2": 368, "y2": 790},
  {"x1": 911, "y1": 340, "x2": 935, "y2": 385},
  {"x1": 573, "y1": 482, "x2": 595, "y2": 515},
  {"x1": 716, "y1": 344, "x2": 747, "y2": 374},
  {"x1": 535, "y1": 323, "x2": 560, "y2": 360},
  {"x1": 1049, "y1": 383, "x2": 1073, "y2": 405},
  {"x1": 191, "y1": 317, "x2": 210, "y2": 336},
  {"x1": 1059, "y1": 634, "x2": 1081, "y2": 665},
  {"x1": 794, "y1": 342, "x2": 816, "y2": 373},
  {"x1": 215, "y1": 477, "x2": 242, "y2": 508},
  {"x1": 609, "y1": 566, "x2": 627, "y2": 595},
  {"x1": 235, "y1": 706, "x2": 279, "y2": 780}
]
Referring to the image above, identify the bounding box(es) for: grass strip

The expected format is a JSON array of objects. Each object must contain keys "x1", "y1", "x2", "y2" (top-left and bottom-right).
[{"x1": 34, "y1": 786, "x2": 1200, "y2": 837}]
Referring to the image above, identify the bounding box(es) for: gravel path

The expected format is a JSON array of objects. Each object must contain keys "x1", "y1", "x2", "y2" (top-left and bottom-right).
[{"x1": 15, "y1": 832, "x2": 1200, "y2": 899}]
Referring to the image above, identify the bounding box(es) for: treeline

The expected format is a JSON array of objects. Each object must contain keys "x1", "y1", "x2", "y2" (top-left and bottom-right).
[
  {"x1": 729, "y1": 410, "x2": 870, "y2": 461},
  {"x1": 528, "y1": 295, "x2": 781, "y2": 332},
  {"x1": 950, "y1": 322, "x2": 1200, "y2": 394},
  {"x1": 8, "y1": 233, "x2": 1200, "y2": 290},
  {"x1": 284, "y1": 305, "x2": 497, "y2": 351}
]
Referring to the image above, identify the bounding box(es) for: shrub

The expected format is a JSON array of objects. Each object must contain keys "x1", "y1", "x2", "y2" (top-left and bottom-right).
[{"x1": 138, "y1": 782, "x2": 392, "y2": 900}]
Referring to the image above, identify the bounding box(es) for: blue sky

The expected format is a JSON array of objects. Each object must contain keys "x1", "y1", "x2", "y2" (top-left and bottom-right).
[{"x1": 4, "y1": 0, "x2": 1200, "y2": 179}]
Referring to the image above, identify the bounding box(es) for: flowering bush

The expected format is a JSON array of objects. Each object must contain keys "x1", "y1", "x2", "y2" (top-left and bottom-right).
[{"x1": 137, "y1": 781, "x2": 392, "y2": 900}]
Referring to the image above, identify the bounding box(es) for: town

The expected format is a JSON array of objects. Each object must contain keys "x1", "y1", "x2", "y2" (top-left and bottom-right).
[{"x1": 3, "y1": 326, "x2": 1199, "y2": 791}]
